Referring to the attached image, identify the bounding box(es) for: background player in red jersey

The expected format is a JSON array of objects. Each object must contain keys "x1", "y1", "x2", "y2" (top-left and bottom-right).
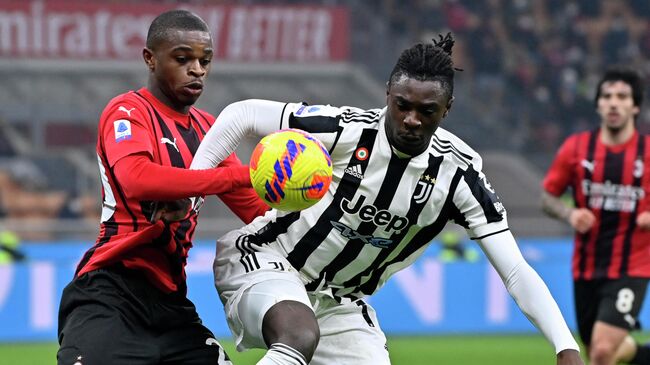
[
  {"x1": 56, "y1": 10, "x2": 268, "y2": 365},
  {"x1": 542, "y1": 67, "x2": 650, "y2": 365}
]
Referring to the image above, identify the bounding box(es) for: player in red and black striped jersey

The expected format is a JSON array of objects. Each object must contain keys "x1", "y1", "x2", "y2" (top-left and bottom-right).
[
  {"x1": 57, "y1": 10, "x2": 268, "y2": 365},
  {"x1": 543, "y1": 68, "x2": 650, "y2": 365}
]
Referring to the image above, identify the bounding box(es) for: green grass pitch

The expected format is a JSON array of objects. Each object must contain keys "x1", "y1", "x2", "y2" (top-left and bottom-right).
[{"x1": 0, "y1": 335, "x2": 581, "y2": 364}]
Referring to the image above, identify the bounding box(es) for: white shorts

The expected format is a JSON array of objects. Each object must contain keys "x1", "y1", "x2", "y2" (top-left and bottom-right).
[{"x1": 214, "y1": 228, "x2": 390, "y2": 365}]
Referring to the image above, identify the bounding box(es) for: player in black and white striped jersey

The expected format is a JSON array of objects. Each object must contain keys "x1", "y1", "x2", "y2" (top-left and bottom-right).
[{"x1": 192, "y1": 33, "x2": 584, "y2": 365}]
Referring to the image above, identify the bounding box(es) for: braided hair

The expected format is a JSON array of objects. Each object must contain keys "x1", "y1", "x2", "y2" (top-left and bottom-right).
[
  {"x1": 388, "y1": 33, "x2": 458, "y2": 99},
  {"x1": 146, "y1": 10, "x2": 210, "y2": 49}
]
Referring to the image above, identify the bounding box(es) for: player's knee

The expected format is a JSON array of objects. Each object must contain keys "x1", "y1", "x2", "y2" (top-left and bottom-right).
[
  {"x1": 590, "y1": 341, "x2": 617, "y2": 364},
  {"x1": 273, "y1": 326, "x2": 319, "y2": 361},
  {"x1": 631, "y1": 342, "x2": 650, "y2": 364},
  {"x1": 262, "y1": 300, "x2": 320, "y2": 360}
]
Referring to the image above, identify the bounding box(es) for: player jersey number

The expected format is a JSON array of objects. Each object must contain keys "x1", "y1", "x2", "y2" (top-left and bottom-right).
[{"x1": 616, "y1": 288, "x2": 635, "y2": 313}]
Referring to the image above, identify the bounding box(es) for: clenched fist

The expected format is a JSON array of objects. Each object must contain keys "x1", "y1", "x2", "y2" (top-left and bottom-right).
[{"x1": 568, "y1": 208, "x2": 596, "y2": 234}]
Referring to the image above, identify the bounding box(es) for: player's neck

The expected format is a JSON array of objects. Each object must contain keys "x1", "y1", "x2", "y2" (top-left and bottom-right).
[
  {"x1": 147, "y1": 82, "x2": 191, "y2": 115},
  {"x1": 390, "y1": 144, "x2": 413, "y2": 158},
  {"x1": 600, "y1": 122, "x2": 635, "y2": 146}
]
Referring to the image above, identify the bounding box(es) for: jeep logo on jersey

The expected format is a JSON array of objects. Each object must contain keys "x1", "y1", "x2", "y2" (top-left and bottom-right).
[
  {"x1": 330, "y1": 221, "x2": 395, "y2": 248},
  {"x1": 340, "y1": 195, "x2": 409, "y2": 234}
]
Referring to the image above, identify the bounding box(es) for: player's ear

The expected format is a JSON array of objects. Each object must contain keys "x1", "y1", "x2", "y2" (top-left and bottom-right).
[
  {"x1": 443, "y1": 96, "x2": 454, "y2": 118},
  {"x1": 143, "y1": 48, "x2": 155, "y2": 71},
  {"x1": 385, "y1": 82, "x2": 391, "y2": 107}
]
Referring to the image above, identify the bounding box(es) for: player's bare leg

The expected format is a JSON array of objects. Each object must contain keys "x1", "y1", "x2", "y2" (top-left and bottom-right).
[
  {"x1": 258, "y1": 300, "x2": 319, "y2": 365},
  {"x1": 616, "y1": 335, "x2": 637, "y2": 363},
  {"x1": 617, "y1": 335, "x2": 650, "y2": 365},
  {"x1": 589, "y1": 321, "x2": 629, "y2": 365}
]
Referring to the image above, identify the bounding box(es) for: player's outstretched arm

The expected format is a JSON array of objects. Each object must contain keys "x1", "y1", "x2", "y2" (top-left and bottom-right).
[
  {"x1": 476, "y1": 231, "x2": 583, "y2": 363},
  {"x1": 114, "y1": 153, "x2": 251, "y2": 199},
  {"x1": 191, "y1": 99, "x2": 287, "y2": 170}
]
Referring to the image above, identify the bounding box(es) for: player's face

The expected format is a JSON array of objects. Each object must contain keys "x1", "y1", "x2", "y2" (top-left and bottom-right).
[
  {"x1": 385, "y1": 77, "x2": 453, "y2": 156},
  {"x1": 596, "y1": 80, "x2": 639, "y2": 132},
  {"x1": 144, "y1": 29, "x2": 213, "y2": 113}
]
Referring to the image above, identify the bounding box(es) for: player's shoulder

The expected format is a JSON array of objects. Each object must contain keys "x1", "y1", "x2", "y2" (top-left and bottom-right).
[
  {"x1": 105, "y1": 90, "x2": 144, "y2": 108},
  {"x1": 556, "y1": 130, "x2": 592, "y2": 151},
  {"x1": 96, "y1": 91, "x2": 156, "y2": 138},
  {"x1": 566, "y1": 130, "x2": 591, "y2": 142},
  {"x1": 431, "y1": 127, "x2": 480, "y2": 167},
  {"x1": 101, "y1": 90, "x2": 150, "y2": 120},
  {"x1": 291, "y1": 103, "x2": 382, "y2": 124},
  {"x1": 339, "y1": 105, "x2": 383, "y2": 125}
]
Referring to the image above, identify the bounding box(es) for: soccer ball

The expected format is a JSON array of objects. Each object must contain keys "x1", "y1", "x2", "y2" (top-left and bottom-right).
[{"x1": 250, "y1": 129, "x2": 333, "y2": 211}]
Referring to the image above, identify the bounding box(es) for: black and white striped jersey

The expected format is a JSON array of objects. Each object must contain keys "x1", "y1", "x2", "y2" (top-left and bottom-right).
[{"x1": 242, "y1": 102, "x2": 509, "y2": 300}]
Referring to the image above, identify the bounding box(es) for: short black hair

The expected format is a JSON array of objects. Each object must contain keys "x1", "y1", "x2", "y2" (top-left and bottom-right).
[
  {"x1": 146, "y1": 10, "x2": 210, "y2": 49},
  {"x1": 388, "y1": 33, "x2": 458, "y2": 99},
  {"x1": 594, "y1": 67, "x2": 644, "y2": 108}
]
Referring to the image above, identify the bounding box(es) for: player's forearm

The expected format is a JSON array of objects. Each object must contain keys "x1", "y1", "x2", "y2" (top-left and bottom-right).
[
  {"x1": 478, "y1": 232, "x2": 580, "y2": 354},
  {"x1": 220, "y1": 190, "x2": 269, "y2": 224},
  {"x1": 541, "y1": 190, "x2": 573, "y2": 222},
  {"x1": 191, "y1": 99, "x2": 286, "y2": 170},
  {"x1": 115, "y1": 154, "x2": 250, "y2": 200},
  {"x1": 504, "y1": 262, "x2": 580, "y2": 354}
]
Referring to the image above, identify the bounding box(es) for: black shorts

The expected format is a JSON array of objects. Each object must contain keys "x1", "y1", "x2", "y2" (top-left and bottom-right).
[
  {"x1": 57, "y1": 265, "x2": 232, "y2": 365},
  {"x1": 574, "y1": 277, "x2": 649, "y2": 346}
]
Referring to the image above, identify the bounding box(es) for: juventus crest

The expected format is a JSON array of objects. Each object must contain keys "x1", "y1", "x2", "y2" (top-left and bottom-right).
[{"x1": 414, "y1": 174, "x2": 436, "y2": 204}]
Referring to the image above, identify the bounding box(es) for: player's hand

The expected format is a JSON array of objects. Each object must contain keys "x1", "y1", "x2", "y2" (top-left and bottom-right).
[
  {"x1": 568, "y1": 208, "x2": 596, "y2": 234},
  {"x1": 556, "y1": 349, "x2": 583, "y2": 365},
  {"x1": 636, "y1": 211, "x2": 650, "y2": 230},
  {"x1": 153, "y1": 198, "x2": 191, "y2": 223}
]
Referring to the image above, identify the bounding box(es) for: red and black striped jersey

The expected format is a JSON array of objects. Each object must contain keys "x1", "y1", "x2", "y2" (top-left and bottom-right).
[
  {"x1": 76, "y1": 87, "x2": 267, "y2": 293},
  {"x1": 543, "y1": 129, "x2": 650, "y2": 280}
]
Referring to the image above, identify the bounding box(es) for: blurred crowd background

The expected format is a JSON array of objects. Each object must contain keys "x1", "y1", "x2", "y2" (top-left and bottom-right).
[{"x1": 1, "y1": 0, "x2": 650, "y2": 243}]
